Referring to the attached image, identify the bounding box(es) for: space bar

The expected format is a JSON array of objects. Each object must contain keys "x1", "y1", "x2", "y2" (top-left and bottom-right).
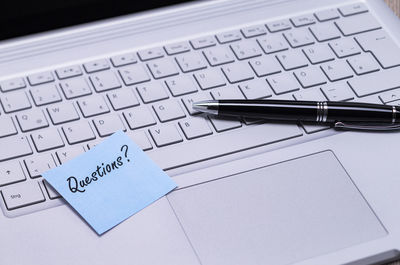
[{"x1": 148, "y1": 123, "x2": 303, "y2": 170}]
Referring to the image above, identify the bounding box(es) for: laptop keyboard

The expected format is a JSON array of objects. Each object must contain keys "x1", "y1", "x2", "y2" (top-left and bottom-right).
[{"x1": 1, "y1": 2, "x2": 400, "y2": 215}]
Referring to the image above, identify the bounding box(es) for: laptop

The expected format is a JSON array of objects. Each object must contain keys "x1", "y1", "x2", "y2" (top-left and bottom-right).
[{"x1": 1, "y1": 0, "x2": 400, "y2": 264}]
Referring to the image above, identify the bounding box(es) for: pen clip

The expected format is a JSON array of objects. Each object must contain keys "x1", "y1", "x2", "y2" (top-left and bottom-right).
[{"x1": 334, "y1": 121, "x2": 400, "y2": 131}]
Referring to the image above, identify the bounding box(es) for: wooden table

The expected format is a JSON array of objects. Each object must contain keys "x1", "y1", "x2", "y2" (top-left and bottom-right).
[{"x1": 385, "y1": 0, "x2": 400, "y2": 16}]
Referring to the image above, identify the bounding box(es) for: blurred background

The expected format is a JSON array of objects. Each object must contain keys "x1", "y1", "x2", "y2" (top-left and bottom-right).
[{"x1": 385, "y1": 0, "x2": 400, "y2": 16}]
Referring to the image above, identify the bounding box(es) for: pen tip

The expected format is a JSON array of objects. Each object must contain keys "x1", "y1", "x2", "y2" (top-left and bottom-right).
[{"x1": 192, "y1": 100, "x2": 219, "y2": 115}]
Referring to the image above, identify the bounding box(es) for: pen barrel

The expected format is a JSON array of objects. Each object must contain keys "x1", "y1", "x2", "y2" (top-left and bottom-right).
[
  {"x1": 218, "y1": 100, "x2": 323, "y2": 121},
  {"x1": 325, "y1": 102, "x2": 399, "y2": 123},
  {"x1": 217, "y1": 100, "x2": 400, "y2": 123}
]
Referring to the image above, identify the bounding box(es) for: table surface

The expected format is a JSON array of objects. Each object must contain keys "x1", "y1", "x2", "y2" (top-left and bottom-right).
[{"x1": 385, "y1": 0, "x2": 400, "y2": 16}]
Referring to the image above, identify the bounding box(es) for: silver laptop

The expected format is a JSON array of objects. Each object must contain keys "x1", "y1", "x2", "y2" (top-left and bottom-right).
[{"x1": 1, "y1": 0, "x2": 399, "y2": 264}]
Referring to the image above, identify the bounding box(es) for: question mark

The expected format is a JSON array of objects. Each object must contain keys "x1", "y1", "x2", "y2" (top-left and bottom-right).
[{"x1": 121, "y1": 145, "x2": 130, "y2": 162}]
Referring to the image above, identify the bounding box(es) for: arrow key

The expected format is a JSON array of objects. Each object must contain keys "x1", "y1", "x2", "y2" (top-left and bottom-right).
[{"x1": 0, "y1": 160, "x2": 26, "y2": 187}]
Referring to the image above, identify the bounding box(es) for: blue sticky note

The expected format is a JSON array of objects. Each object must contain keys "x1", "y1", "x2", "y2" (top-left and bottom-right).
[{"x1": 42, "y1": 131, "x2": 176, "y2": 235}]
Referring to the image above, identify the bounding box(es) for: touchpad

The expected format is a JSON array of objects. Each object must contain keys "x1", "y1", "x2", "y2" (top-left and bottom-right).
[{"x1": 168, "y1": 151, "x2": 387, "y2": 265}]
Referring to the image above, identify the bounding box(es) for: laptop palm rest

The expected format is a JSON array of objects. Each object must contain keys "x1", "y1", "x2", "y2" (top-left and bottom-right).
[{"x1": 168, "y1": 151, "x2": 387, "y2": 265}]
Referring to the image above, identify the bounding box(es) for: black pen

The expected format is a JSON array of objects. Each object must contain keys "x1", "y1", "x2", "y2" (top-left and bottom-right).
[{"x1": 192, "y1": 99, "x2": 400, "y2": 131}]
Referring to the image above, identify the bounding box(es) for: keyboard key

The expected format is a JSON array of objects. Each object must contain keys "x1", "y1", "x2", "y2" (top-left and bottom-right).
[
  {"x1": 211, "y1": 86, "x2": 245, "y2": 100},
  {"x1": 266, "y1": 19, "x2": 291, "y2": 32},
  {"x1": 31, "y1": 128, "x2": 65, "y2": 152},
  {"x1": 215, "y1": 30, "x2": 242, "y2": 44},
  {"x1": 0, "y1": 160, "x2": 26, "y2": 187},
  {"x1": 29, "y1": 83, "x2": 62, "y2": 106},
  {"x1": 0, "y1": 77, "x2": 26, "y2": 92},
  {"x1": 127, "y1": 131, "x2": 153, "y2": 151},
  {"x1": 347, "y1": 53, "x2": 380, "y2": 75},
  {"x1": 55, "y1": 65, "x2": 82, "y2": 79},
  {"x1": 16, "y1": 109, "x2": 49, "y2": 132},
  {"x1": 137, "y1": 47, "x2": 164, "y2": 61},
  {"x1": 0, "y1": 116, "x2": 17, "y2": 138},
  {"x1": 43, "y1": 180, "x2": 61, "y2": 199},
  {"x1": 123, "y1": 106, "x2": 156, "y2": 129},
  {"x1": 0, "y1": 135, "x2": 32, "y2": 162},
  {"x1": 257, "y1": 34, "x2": 289, "y2": 54},
  {"x1": 56, "y1": 146, "x2": 85, "y2": 164},
  {"x1": 190, "y1": 36, "x2": 217, "y2": 49},
  {"x1": 86, "y1": 140, "x2": 102, "y2": 150},
  {"x1": 24, "y1": 153, "x2": 56, "y2": 178},
  {"x1": 300, "y1": 122, "x2": 331, "y2": 134},
  {"x1": 379, "y1": 89, "x2": 400, "y2": 104},
  {"x1": 152, "y1": 100, "x2": 186, "y2": 122},
  {"x1": 314, "y1": 8, "x2": 340, "y2": 22},
  {"x1": 221, "y1": 62, "x2": 254, "y2": 83},
  {"x1": 290, "y1": 14, "x2": 316, "y2": 27},
  {"x1": 249, "y1": 56, "x2": 281, "y2": 77},
  {"x1": 175, "y1": 52, "x2": 208, "y2": 73},
  {"x1": 335, "y1": 13, "x2": 380, "y2": 36},
  {"x1": 239, "y1": 79, "x2": 273, "y2": 99},
  {"x1": 165, "y1": 76, "x2": 198, "y2": 97},
  {"x1": 309, "y1": 23, "x2": 341, "y2": 42},
  {"x1": 267, "y1": 72, "x2": 301, "y2": 95},
  {"x1": 303, "y1": 44, "x2": 335, "y2": 64},
  {"x1": 194, "y1": 69, "x2": 226, "y2": 90},
  {"x1": 338, "y1": 3, "x2": 368, "y2": 16},
  {"x1": 292, "y1": 88, "x2": 326, "y2": 101},
  {"x1": 293, "y1": 66, "x2": 327, "y2": 88},
  {"x1": 355, "y1": 31, "x2": 400, "y2": 69},
  {"x1": 110, "y1": 53, "x2": 137, "y2": 67},
  {"x1": 179, "y1": 117, "x2": 213, "y2": 139},
  {"x1": 136, "y1": 82, "x2": 169, "y2": 103},
  {"x1": 321, "y1": 82, "x2": 355, "y2": 101},
  {"x1": 347, "y1": 67, "x2": 400, "y2": 97},
  {"x1": 276, "y1": 50, "x2": 309, "y2": 70},
  {"x1": 118, "y1": 64, "x2": 151, "y2": 85},
  {"x1": 77, "y1": 96, "x2": 110, "y2": 117},
  {"x1": 149, "y1": 124, "x2": 183, "y2": 147},
  {"x1": 241, "y1": 25, "x2": 267, "y2": 38},
  {"x1": 203, "y1": 46, "x2": 235, "y2": 66},
  {"x1": 60, "y1": 77, "x2": 92, "y2": 99},
  {"x1": 1, "y1": 182, "x2": 45, "y2": 210},
  {"x1": 283, "y1": 28, "x2": 315, "y2": 48},
  {"x1": 83, "y1": 59, "x2": 110, "y2": 73},
  {"x1": 93, "y1": 114, "x2": 126, "y2": 137},
  {"x1": 149, "y1": 123, "x2": 302, "y2": 170},
  {"x1": 147, "y1": 58, "x2": 179, "y2": 79},
  {"x1": 89, "y1": 71, "x2": 121, "y2": 92},
  {"x1": 329, "y1": 38, "x2": 361, "y2": 58},
  {"x1": 209, "y1": 116, "x2": 242, "y2": 132},
  {"x1": 321, "y1": 60, "x2": 354, "y2": 81},
  {"x1": 47, "y1": 103, "x2": 80, "y2": 125},
  {"x1": 1, "y1": 91, "x2": 32, "y2": 113},
  {"x1": 62, "y1": 121, "x2": 96, "y2": 144},
  {"x1": 181, "y1": 93, "x2": 213, "y2": 115},
  {"x1": 107, "y1": 88, "x2": 140, "y2": 110},
  {"x1": 230, "y1": 40, "x2": 262, "y2": 60},
  {"x1": 164, "y1": 42, "x2": 191, "y2": 55},
  {"x1": 27, "y1": 71, "x2": 54, "y2": 86}
]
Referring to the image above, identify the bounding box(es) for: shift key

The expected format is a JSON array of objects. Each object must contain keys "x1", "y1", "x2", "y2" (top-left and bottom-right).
[
  {"x1": 348, "y1": 67, "x2": 400, "y2": 97},
  {"x1": 1, "y1": 182, "x2": 45, "y2": 210},
  {"x1": 0, "y1": 135, "x2": 33, "y2": 162}
]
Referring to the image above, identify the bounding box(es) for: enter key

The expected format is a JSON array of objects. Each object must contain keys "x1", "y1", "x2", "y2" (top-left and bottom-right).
[{"x1": 355, "y1": 30, "x2": 400, "y2": 68}]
